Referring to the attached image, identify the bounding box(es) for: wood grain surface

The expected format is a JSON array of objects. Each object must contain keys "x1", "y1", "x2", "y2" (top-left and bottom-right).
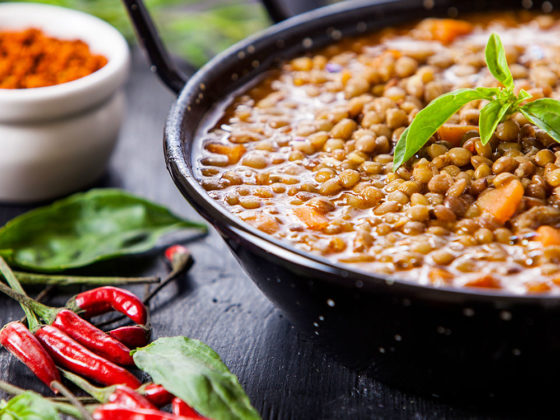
[{"x1": 0, "y1": 50, "x2": 533, "y2": 420}]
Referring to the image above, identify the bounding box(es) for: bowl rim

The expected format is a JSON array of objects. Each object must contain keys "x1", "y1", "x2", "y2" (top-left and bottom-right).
[
  {"x1": 165, "y1": 0, "x2": 560, "y2": 303},
  {"x1": 0, "y1": 2, "x2": 129, "y2": 100}
]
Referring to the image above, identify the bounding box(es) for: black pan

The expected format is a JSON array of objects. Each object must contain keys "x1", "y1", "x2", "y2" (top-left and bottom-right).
[{"x1": 123, "y1": 0, "x2": 560, "y2": 402}]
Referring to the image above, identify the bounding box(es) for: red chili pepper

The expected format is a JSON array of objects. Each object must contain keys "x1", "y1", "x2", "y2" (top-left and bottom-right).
[
  {"x1": 93, "y1": 404, "x2": 197, "y2": 420},
  {"x1": 0, "y1": 322, "x2": 61, "y2": 392},
  {"x1": 164, "y1": 245, "x2": 189, "y2": 264},
  {"x1": 142, "y1": 384, "x2": 173, "y2": 407},
  {"x1": 172, "y1": 398, "x2": 205, "y2": 419},
  {"x1": 67, "y1": 286, "x2": 148, "y2": 325},
  {"x1": 52, "y1": 309, "x2": 133, "y2": 365},
  {"x1": 35, "y1": 325, "x2": 141, "y2": 389},
  {"x1": 108, "y1": 325, "x2": 150, "y2": 349},
  {"x1": 0, "y1": 282, "x2": 134, "y2": 366},
  {"x1": 108, "y1": 385, "x2": 156, "y2": 409}
]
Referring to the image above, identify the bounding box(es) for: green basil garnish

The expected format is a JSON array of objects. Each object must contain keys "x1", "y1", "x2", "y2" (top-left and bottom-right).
[
  {"x1": 133, "y1": 336, "x2": 261, "y2": 420},
  {"x1": 485, "y1": 32, "x2": 514, "y2": 90},
  {"x1": 0, "y1": 391, "x2": 60, "y2": 420},
  {"x1": 392, "y1": 87, "x2": 498, "y2": 169},
  {"x1": 479, "y1": 100, "x2": 511, "y2": 145},
  {"x1": 520, "y1": 98, "x2": 560, "y2": 143},
  {"x1": 393, "y1": 33, "x2": 560, "y2": 169},
  {"x1": 0, "y1": 189, "x2": 207, "y2": 272}
]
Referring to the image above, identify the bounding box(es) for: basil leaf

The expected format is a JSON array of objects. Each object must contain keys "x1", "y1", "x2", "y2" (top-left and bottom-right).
[
  {"x1": 485, "y1": 33, "x2": 514, "y2": 90},
  {"x1": 133, "y1": 337, "x2": 261, "y2": 420},
  {"x1": 479, "y1": 100, "x2": 512, "y2": 145},
  {"x1": 393, "y1": 87, "x2": 497, "y2": 169},
  {"x1": 521, "y1": 98, "x2": 560, "y2": 143},
  {"x1": 516, "y1": 89, "x2": 532, "y2": 104},
  {"x1": 0, "y1": 189, "x2": 207, "y2": 272},
  {"x1": 0, "y1": 392, "x2": 60, "y2": 420},
  {"x1": 393, "y1": 127, "x2": 409, "y2": 169}
]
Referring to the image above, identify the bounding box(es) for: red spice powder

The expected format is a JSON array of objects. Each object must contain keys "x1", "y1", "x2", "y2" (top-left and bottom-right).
[{"x1": 0, "y1": 28, "x2": 108, "y2": 89}]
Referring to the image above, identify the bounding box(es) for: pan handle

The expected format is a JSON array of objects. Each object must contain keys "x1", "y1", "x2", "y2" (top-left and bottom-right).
[
  {"x1": 260, "y1": 0, "x2": 328, "y2": 22},
  {"x1": 121, "y1": 0, "x2": 187, "y2": 94},
  {"x1": 122, "y1": 0, "x2": 328, "y2": 93}
]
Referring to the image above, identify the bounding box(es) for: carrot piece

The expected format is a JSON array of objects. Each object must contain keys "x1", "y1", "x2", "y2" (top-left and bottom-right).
[
  {"x1": 422, "y1": 19, "x2": 474, "y2": 44},
  {"x1": 464, "y1": 275, "x2": 501, "y2": 289},
  {"x1": 294, "y1": 207, "x2": 329, "y2": 230},
  {"x1": 551, "y1": 275, "x2": 560, "y2": 286},
  {"x1": 477, "y1": 179, "x2": 524, "y2": 224},
  {"x1": 428, "y1": 268, "x2": 453, "y2": 284},
  {"x1": 437, "y1": 124, "x2": 478, "y2": 146},
  {"x1": 383, "y1": 49, "x2": 402, "y2": 59},
  {"x1": 243, "y1": 212, "x2": 279, "y2": 234},
  {"x1": 206, "y1": 143, "x2": 246, "y2": 164},
  {"x1": 525, "y1": 280, "x2": 551, "y2": 293},
  {"x1": 536, "y1": 225, "x2": 560, "y2": 247}
]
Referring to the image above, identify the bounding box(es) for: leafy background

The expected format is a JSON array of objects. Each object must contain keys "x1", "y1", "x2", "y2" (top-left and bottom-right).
[{"x1": 2, "y1": 0, "x2": 270, "y2": 67}]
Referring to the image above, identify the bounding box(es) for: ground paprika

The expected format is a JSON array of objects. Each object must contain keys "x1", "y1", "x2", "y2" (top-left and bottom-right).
[{"x1": 0, "y1": 28, "x2": 107, "y2": 89}]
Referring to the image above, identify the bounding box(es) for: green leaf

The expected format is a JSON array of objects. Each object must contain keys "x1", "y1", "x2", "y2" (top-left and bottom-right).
[
  {"x1": 0, "y1": 392, "x2": 60, "y2": 420},
  {"x1": 516, "y1": 89, "x2": 532, "y2": 104},
  {"x1": 393, "y1": 127, "x2": 409, "y2": 170},
  {"x1": 392, "y1": 87, "x2": 498, "y2": 169},
  {"x1": 485, "y1": 33, "x2": 514, "y2": 90},
  {"x1": 0, "y1": 189, "x2": 207, "y2": 272},
  {"x1": 479, "y1": 100, "x2": 512, "y2": 145},
  {"x1": 521, "y1": 98, "x2": 560, "y2": 143},
  {"x1": 133, "y1": 337, "x2": 261, "y2": 420}
]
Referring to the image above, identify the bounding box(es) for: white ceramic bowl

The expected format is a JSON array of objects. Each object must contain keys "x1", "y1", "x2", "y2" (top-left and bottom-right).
[{"x1": 0, "y1": 3, "x2": 130, "y2": 202}]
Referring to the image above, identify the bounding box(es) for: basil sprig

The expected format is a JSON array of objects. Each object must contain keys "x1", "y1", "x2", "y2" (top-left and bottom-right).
[{"x1": 393, "y1": 33, "x2": 560, "y2": 169}]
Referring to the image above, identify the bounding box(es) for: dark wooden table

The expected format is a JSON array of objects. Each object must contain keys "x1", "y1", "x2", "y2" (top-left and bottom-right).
[{"x1": 0, "y1": 50, "x2": 534, "y2": 420}]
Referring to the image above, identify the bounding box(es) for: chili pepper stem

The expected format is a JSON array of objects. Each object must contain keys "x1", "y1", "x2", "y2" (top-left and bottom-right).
[
  {"x1": 0, "y1": 280, "x2": 57, "y2": 325},
  {"x1": 0, "y1": 379, "x2": 86, "y2": 419},
  {"x1": 0, "y1": 257, "x2": 40, "y2": 330},
  {"x1": 0, "y1": 379, "x2": 26, "y2": 396},
  {"x1": 19, "y1": 285, "x2": 55, "y2": 324},
  {"x1": 51, "y1": 380, "x2": 94, "y2": 420},
  {"x1": 50, "y1": 396, "x2": 98, "y2": 404},
  {"x1": 146, "y1": 250, "x2": 193, "y2": 305},
  {"x1": 61, "y1": 369, "x2": 114, "y2": 403},
  {"x1": 95, "y1": 249, "x2": 193, "y2": 329},
  {"x1": 13, "y1": 272, "x2": 160, "y2": 287}
]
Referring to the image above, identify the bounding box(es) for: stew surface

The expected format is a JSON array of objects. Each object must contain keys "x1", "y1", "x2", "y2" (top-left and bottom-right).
[{"x1": 196, "y1": 12, "x2": 560, "y2": 294}]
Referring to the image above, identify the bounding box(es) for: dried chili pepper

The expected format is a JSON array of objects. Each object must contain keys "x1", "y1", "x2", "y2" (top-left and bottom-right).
[
  {"x1": 93, "y1": 404, "x2": 196, "y2": 420},
  {"x1": 0, "y1": 282, "x2": 133, "y2": 366},
  {"x1": 172, "y1": 398, "x2": 205, "y2": 419},
  {"x1": 164, "y1": 245, "x2": 190, "y2": 265},
  {"x1": 141, "y1": 384, "x2": 174, "y2": 407},
  {"x1": 108, "y1": 385, "x2": 156, "y2": 409},
  {"x1": 0, "y1": 321, "x2": 61, "y2": 392},
  {"x1": 96, "y1": 246, "x2": 193, "y2": 329},
  {"x1": 67, "y1": 286, "x2": 148, "y2": 325},
  {"x1": 52, "y1": 309, "x2": 133, "y2": 365},
  {"x1": 109, "y1": 325, "x2": 150, "y2": 349},
  {"x1": 35, "y1": 325, "x2": 141, "y2": 389}
]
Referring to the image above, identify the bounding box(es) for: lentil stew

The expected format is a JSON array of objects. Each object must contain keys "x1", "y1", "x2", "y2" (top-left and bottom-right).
[{"x1": 196, "y1": 12, "x2": 560, "y2": 295}]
